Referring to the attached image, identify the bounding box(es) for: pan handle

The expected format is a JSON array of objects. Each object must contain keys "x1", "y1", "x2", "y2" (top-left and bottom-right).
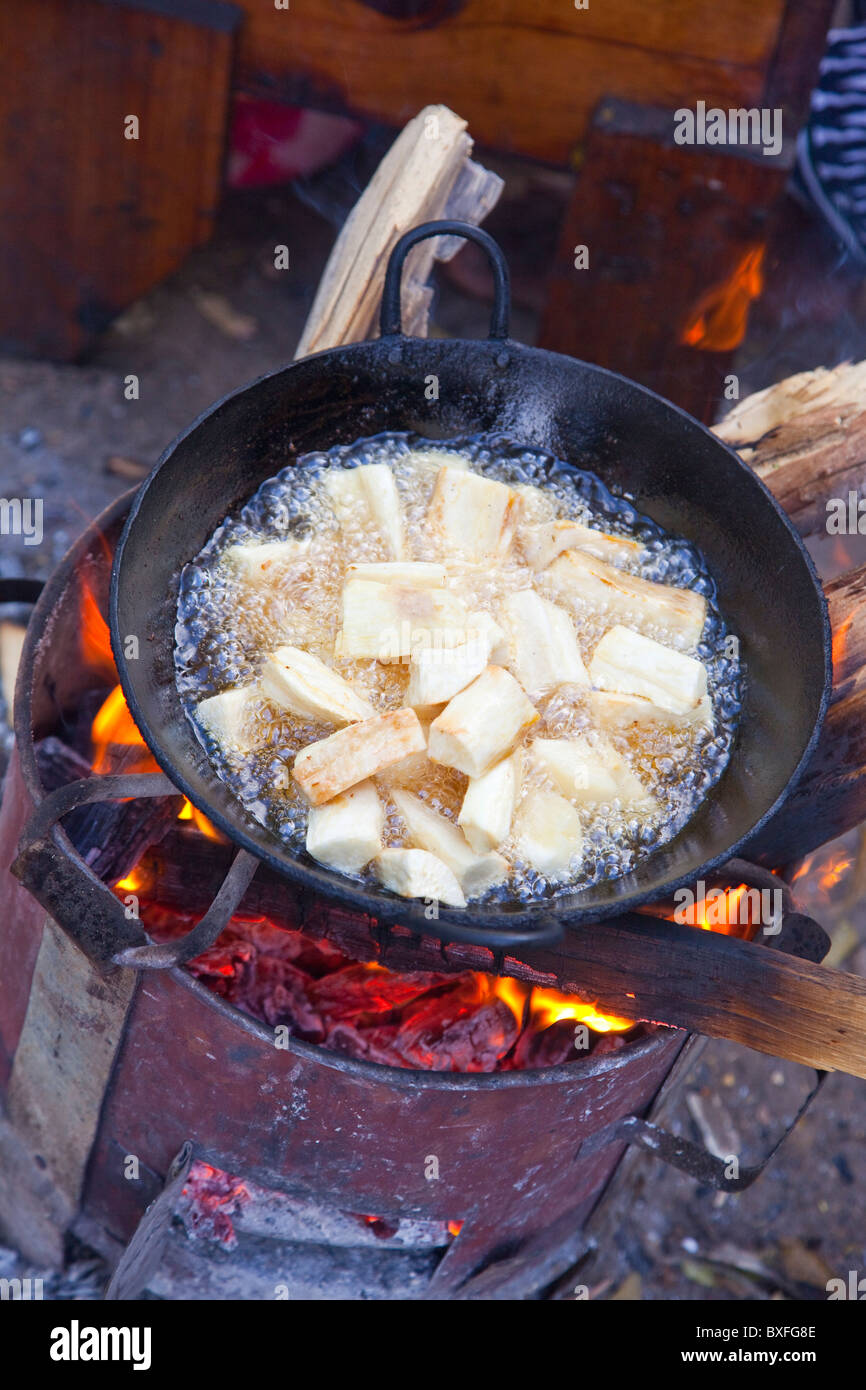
[{"x1": 380, "y1": 219, "x2": 510, "y2": 340}]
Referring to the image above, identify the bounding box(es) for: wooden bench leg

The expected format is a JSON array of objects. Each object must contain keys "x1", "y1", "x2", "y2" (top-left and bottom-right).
[{"x1": 0, "y1": 0, "x2": 239, "y2": 361}]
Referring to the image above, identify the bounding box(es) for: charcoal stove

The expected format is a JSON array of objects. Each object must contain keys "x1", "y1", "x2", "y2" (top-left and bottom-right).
[{"x1": 0, "y1": 496, "x2": 828, "y2": 1300}]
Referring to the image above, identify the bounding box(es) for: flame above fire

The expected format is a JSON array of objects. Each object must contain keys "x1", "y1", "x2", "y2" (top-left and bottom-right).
[
  {"x1": 489, "y1": 977, "x2": 633, "y2": 1034},
  {"x1": 81, "y1": 575, "x2": 223, "y2": 837},
  {"x1": 680, "y1": 245, "x2": 765, "y2": 352}
]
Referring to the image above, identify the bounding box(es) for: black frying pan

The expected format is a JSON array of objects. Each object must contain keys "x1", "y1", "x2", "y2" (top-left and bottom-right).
[{"x1": 110, "y1": 221, "x2": 832, "y2": 947}]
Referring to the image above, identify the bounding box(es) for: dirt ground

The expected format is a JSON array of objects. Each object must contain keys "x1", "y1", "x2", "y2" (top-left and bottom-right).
[{"x1": 1, "y1": 166, "x2": 864, "y2": 1301}]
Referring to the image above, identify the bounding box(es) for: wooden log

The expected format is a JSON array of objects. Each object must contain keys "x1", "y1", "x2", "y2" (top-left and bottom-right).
[
  {"x1": 294, "y1": 104, "x2": 503, "y2": 357},
  {"x1": 715, "y1": 361, "x2": 866, "y2": 537},
  {"x1": 539, "y1": 98, "x2": 788, "y2": 421},
  {"x1": 713, "y1": 360, "x2": 866, "y2": 864},
  {"x1": 748, "y1": 564, "x2": 866, "y2": 866}
]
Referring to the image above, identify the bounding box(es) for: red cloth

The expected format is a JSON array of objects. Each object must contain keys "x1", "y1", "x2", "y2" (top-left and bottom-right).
[{"x1": 227, "y1": 97, "x2": 362, "y2": 189}]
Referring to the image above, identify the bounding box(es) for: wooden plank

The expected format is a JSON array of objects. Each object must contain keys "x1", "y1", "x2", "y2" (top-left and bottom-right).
[
  {"x1": 124, "y1": 831, "x2": 866, "y2": 1080},
  {"x1": 313, "y1": 907, "x2": 866, "y2": 1082},
  {"x1": 747, "y1": 564, "x2": 866, "y2": 867},
  {"x1": 5, "y1": 920, "x2": 138, "y2": 1235},
  {"x1": 0, "y1": 0, "x2": 239, "y2": 359},
  {"x1": 763, "y1": 0, "x2": 836, "y2": 124},
  {"x1": 0, "y1": 749, "x2": 47, "y2": 1088},
  {"x1": 539, "y1": 104, "x2": 787, "y2": 420},
  {"x1": 236, "y1": 0, "x2": 782, "y2": 165}
]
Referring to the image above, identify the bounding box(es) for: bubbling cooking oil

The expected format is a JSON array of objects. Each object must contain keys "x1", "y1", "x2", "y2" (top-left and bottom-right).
[{"x1": 175, "y1": 432, "x2": 742, "y2": 902}]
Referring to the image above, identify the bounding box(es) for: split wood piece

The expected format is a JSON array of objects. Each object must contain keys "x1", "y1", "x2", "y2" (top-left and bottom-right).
[
  {"x1": 294, "y1": 104, "x2": 503, "y2": 357},
  {"x1": 236, "y1": 0, "x2": 829, "y2": 166},
  {"x1": 0, "y1": 621, "x2": 26, "y2": 715},
  {"x1": 715, "y1": 360, "x2": 866, "y2": 537},
  {"x1": 128, "y1": 831, "x2": 866, "y2": 1080}
]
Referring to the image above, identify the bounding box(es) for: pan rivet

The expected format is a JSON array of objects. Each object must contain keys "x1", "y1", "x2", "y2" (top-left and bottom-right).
[
  {"x1": 388, "y1": 347, "x2": 401, "y2": 365},
  {"x1": 496, "y1": 351, "x2": 510, "y2": 368}
]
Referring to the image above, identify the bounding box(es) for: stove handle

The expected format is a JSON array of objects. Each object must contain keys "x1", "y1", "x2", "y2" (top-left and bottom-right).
[
  {"x1": 584, "y1": 1068, "x2": 827, "y2": 1191},
  {"x1": 13, "y1": 767, "x2": 261, "y2": 973},
  {"x1": 380, "y1": 219, "x2": 510, "y2": 340}
]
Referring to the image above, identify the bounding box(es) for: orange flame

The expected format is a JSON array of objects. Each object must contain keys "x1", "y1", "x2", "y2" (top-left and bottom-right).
[
  {"x1": 80, "y1": 576, "x2": 117, "y2": 678},
  {"x1": 698, "y1": 883, "x2": 746, "y2": 932},
  {"x1": 80, "y1": 579, "x2": 224, "y2": 839},
  {"x1": 680, "y1": 246, "x2": 765, "y2": 352},
  {"x1": 177, "y1": 798, "x2": 226, "y2": 842},
  {"x1": 491, "y1": 977, "x2": 633, "y2": 1034},
  {"x1": 832, "y1": 597, "x2": 866, "y2": 673},
  {"x1": 820, "y1": 852, "x2": 852, "y2": 892},
  {"x1": 115, "y1": 865, "x2": 147, "y2": 895},
  {"x1": 91, "y1": 685, "x2": 160, "y2": 775},
  {"x1": 528, "y1": 987, "x2": 634, "y2": 1033}
]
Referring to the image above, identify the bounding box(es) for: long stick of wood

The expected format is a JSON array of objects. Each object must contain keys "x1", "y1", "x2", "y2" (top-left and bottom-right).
[{"x1": 132, "y1": 833, "x2": 866, "y2": 1080}]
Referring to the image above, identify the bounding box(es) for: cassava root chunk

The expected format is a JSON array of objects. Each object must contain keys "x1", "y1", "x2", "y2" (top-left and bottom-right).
[
  {"x1": 499, "y1": 589, "x2": 589, "y2": 693},
  {"x1": 589, "y1": 625, "x2": 707, "y2": 715},
  {"x1": 261, "y1": 645, "x2": 375, "y2": 725},
  {"x1": 391, "y1": 788, "x2": 508, "y2": 895},
  {"x1": 406, "y1": 633, "x2": 490, "y2": 707},
  {"x1": 529, "y1": 736, "x2": 656, "y2": 811},
  {"x1": 196, "y1": 686, "x2": 258, "y2": 753},
  {"x1": 345, "y1": 561, "x2": 446, "y2": 587},
  {"x1": 546, "y1": 548, "x2": 707, "y2": 649},
  {"x1": 324, "y1": 463, "x2": 407, "y2": 559},
  {"x1": 428, "y1": 665, "x2": 539, "y2": 778},
  {"x1": 520, "y1": 519, "x2": 642, "y2": 570},
  {"x1": 293, "y1": 707, "x2": 426, "y2": 805},
  {"x1": 306, "y1": 781, "x2": 384, "y2": 872},
  {"x1": 467, "y1": 609, "x2": 509, "y2": 664},
  {"x1": 458, "y1": 751, "x2": 521, "y2": 853},
  {"x1": 590, "y1": 689, "x2": 713, "y2": 733},
  {"x1": 426, "y1": 466, "x2": 515, "y2": 560},
  {"x1": 374, "y1": 848, "x2": 466, "y2": 907},
  {"x1": 221, "y1": 537, "x2": 311, "y2": 583},
  {"x1": 513, "y1": 789, "x2": 584, "y2": 876},
  {"x1": 336, "y1": 580, "x2": 469, "y2": 662}
]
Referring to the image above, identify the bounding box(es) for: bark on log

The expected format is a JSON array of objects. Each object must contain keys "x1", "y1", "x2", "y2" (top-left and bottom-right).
[
  {"x1": 715, "y1": 363, "x2": 866, "y2": 865},
  {"x1": 715, "y1": 361, "x2": 866, "y2": 537}
]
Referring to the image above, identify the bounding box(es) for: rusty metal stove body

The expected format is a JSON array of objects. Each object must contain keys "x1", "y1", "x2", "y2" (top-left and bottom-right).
[{"x1": 0, "y1": 498, "x2": 816, "y2": 1300}]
